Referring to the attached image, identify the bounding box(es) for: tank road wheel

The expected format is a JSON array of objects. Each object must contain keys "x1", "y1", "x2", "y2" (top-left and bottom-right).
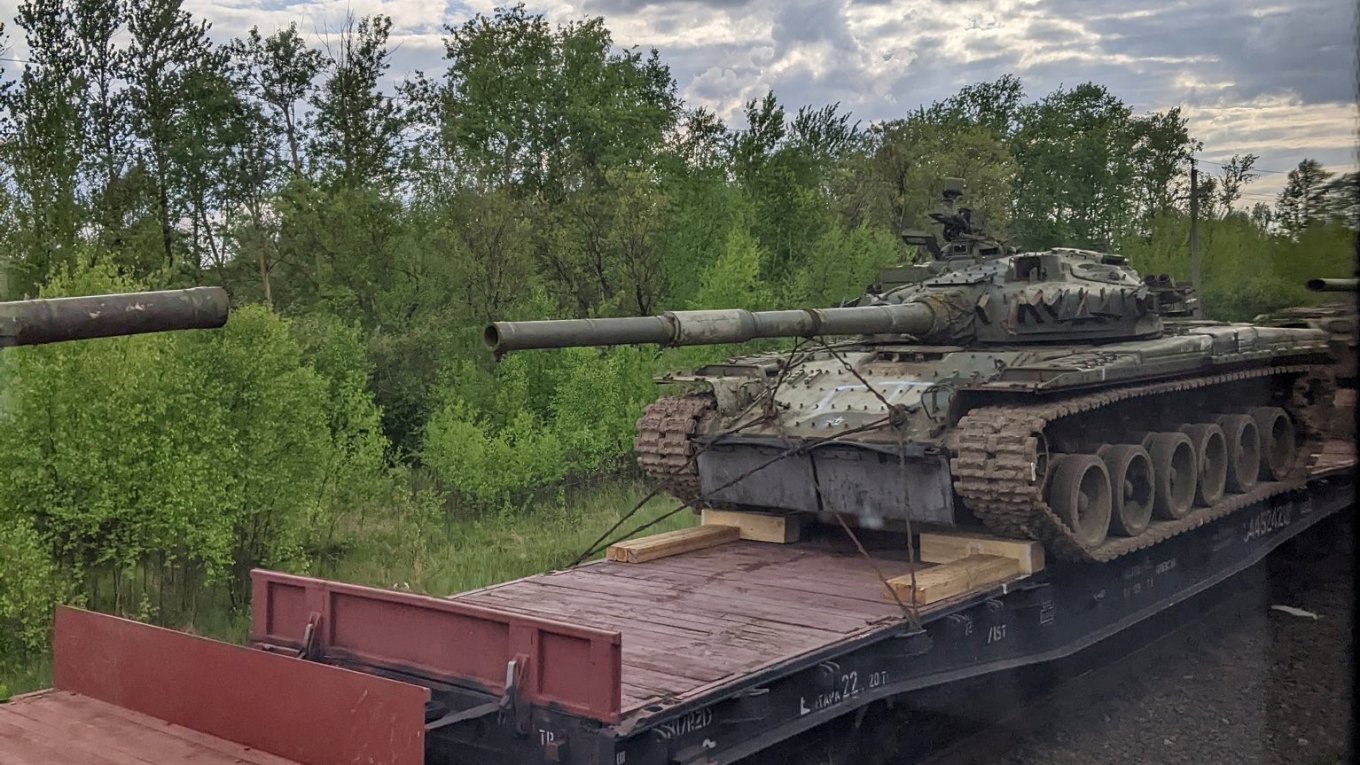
[
  {"x1": 1047, "y1": 454, "x2": 1112, "y2": 547},
  {"x1": 1214, "y1": 414, "x2": 1261, "y2": 493},
  {"x1": 1178, "y1": 423, "x2": 1227, "y2": 507},
  {"x1": 1142, "y1": 433, "x2": 1197, "y2": 520},
  {"x1": 1095, "y1": 444, "x2": 1154, "y2": 536},
  {"x1": 1248, "y1": 407, "x2": 1295, "y2": 481}
]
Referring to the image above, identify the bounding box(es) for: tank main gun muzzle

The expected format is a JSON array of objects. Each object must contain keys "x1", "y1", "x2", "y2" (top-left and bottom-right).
[
  {"x1": 484, "y1": 302, "x2": 941, "y2": 354},
  {"x1": 0, "y1": 287, "x2": 229, "y2": 347},
  {"x1": 1306, "y1": 278, "x2": 1358, "y2": 292}
]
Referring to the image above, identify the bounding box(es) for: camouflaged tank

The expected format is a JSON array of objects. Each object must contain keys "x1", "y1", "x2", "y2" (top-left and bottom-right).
[
  {"x1": 1253, "y1": 278, "x2": 1356, "y2": 387},
  {"x1": 1, "y1": 287, "x2": 229, "y2": 347},
  {"x1": 485, "y1": 183, "x2": 1336, "y2": 562},
  {"x1": 1254, "y1": 278, "x2": 1356, "y2": 439}
]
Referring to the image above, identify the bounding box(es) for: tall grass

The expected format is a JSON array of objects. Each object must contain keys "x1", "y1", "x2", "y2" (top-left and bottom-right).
[
  {"x1": 0, "y1": 477, "x2": 693, "y2": 697},
  {"x1": 324, "y1": 477, "x2": 694, "y2": 595}
]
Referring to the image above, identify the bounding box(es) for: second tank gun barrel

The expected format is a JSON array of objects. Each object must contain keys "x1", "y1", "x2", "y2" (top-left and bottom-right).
[
  {"x1": 1306, "y1": 278, "x2": 1358, "y2": 292},
  {"x1": 485, "y1": 302, "x2": 941, "y2": 353},
  {"x1": 0, "y1": 287, "x2": 229, "y2": 347}
]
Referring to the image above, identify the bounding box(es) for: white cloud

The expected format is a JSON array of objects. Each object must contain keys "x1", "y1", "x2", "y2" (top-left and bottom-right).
[{"x1": 0, "y1": 0, "x2": 1352, "y2": 189}]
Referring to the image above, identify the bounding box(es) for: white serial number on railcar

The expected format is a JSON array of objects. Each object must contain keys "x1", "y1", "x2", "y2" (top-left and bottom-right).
[{"x1": 1245, "y1": 506, "x2": 1292, "y2": 542}]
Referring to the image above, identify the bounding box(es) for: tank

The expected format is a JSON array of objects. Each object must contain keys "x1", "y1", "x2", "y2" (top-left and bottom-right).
[
  {"x1": 1253, "y1": 277, "x2": 1356, "y2": 386},
  {"x1": 1254, "y1": 277, "x2": 1356, "y2": 439},
  {"x1": 1, "y1": 287, "x2": 229, "y2": 347},
  {"x1": 486, "y1": 184, "x2": 1336, "y2": 562}
]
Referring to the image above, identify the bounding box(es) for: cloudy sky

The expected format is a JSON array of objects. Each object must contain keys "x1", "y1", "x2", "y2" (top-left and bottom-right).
[{"x1": 4, "y1": 0, "x2": 1357, "y2": 201}]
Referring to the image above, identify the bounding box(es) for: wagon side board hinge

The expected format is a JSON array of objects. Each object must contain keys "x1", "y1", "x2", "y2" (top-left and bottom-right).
[
  {"x1": 296, "y1": 611, "x2": 322, "y2": 660},
  {"x1": 503, "y1": 654, "x2": 534, "y2": 735}
]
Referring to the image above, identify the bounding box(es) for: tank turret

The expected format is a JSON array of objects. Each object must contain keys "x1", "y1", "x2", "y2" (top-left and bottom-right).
[
  {"x1": 489, "y1": 179, "x2": 1171, "y2": 355},
  {"x1": 0, "y1": 287, "x2": 229, "y2": 348},
  {"x1": 485, "y1": 184, "x2": 1335, "y2": 565},
  {"x1": 489, "y1": 251, "x2": 1163, "y2": 353}
]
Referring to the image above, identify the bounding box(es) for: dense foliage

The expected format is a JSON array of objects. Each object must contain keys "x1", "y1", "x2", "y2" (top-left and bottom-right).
[{"x1": 0, "y1": 2, "x2": 1353, "y2": 659}]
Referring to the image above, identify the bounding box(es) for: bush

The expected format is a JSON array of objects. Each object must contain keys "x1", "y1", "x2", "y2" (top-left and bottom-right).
[
  {"x1": 421, "y1": 400, "x2": 565, "y2": 508},
  {"x1": 0, "y1": 519, "x2": 65, "y2": 658},
  {"x1": 550, "y1": 346, "x2": 658, "y2": 473},
  {"x1": 0, "y1": 262, "x2": 395, "y2": 610},
  {"x1": 1122, "y1": 214, "x2": 1356, "y2": 321},
  {"x1": 791, "y1": 224, "x2": 906, "y2": 307},
  {"x1": 422, "y1": 345, "x2": 661, "y2": 508}
]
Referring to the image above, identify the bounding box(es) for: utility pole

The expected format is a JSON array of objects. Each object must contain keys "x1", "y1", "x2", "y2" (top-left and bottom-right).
[{"x1": 1189, "y1": 158, "x2": 1202, "y2": 318}]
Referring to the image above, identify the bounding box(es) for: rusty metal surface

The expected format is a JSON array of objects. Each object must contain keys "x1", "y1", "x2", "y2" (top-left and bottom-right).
[
  {"x1": 251, "y1": 569, "x2": 624, "y2": 724},
  {"x1": 49, "y1": 606, "x2": 428, "y2": 765},
  {"x1": 0, "y1": 689, "x2": 300, "y2": 764}
]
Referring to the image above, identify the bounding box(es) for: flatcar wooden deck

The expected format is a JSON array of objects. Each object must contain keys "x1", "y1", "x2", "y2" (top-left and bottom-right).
[
  {"x1": 456, "y1": 537, "x2": 993, "y2": 713},
  {"x1": 455, "y1": 438, "x2": 1355, "y2": 719},
  {"x1": 0, "y1": 690, "x2": 298, "y2": 765}
]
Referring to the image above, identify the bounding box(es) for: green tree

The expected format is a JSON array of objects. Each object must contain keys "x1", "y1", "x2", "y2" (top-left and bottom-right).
[
  {"x1": 228, "y1": 24, "x2": 323, "y2": 178},
  {"x1": 925, "y1": 74, "x2": 1025, "y2": 139},
  {"x1": 0, "y1": 518, "x2": 66, "y2": 659},
  {"x1": 1011, "y1": 83, "x2": 1136, "y2": 249},
  {"x1": 1, "y1": 1, "x2": 87, "y2": 291},
  {"x1": 224, "y1": 25, "x2": 324, "y2": 303},
  {"x1": 436, "y1": 5, "x2": 678, "y2": 192},
  {"x1": 310, "y1": 14, "x2": 403, "y2": 191},
  {"x1": 849, "y1": 116, "x2": 1015, "y2": 238},
  {"x1": 1010, "y1": 83, "x2": 1195, "y2": 249},
  {"x1": 1321, "y1": 172, "x2": 1358, "y2": 230},
  {"x1": 125, "y1": 0, "x2": 227, "y2": 271},
  {"x1": 1275, "y1": 159, "x2": 1334, "y2": 237},
  {"x1": 71, "y1": 0, "x2": 135, "y2": 253},
  {"x1": 1211, "y1": 153, "x2": 1259, "y2": 216}
]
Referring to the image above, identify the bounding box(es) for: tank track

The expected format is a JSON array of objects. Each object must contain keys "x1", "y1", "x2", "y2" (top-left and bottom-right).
[
  {"x1": 635, "y1": 394, "x2": 714, "y2": 504},
  {"x1": 951, "y1": 365, "x2": 1331, "y2": 563}
]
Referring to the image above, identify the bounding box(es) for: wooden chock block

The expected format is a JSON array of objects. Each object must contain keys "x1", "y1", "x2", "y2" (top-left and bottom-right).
[
  {"x1": 918, "y1": 531, "x2": 1045, "y2": 575},
  {"x1": 701, "y1": 509, "x2": 803, "y2": 544},
  {"x1": 884, "y1": 554, "x2": 1021, "y2": 605},
  {"x1": 606, "y1": 525, "x2": 740, "y2": 564}
]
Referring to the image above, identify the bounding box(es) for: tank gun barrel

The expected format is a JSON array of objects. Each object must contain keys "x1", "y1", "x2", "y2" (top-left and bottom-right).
[
  {"x1": 1306, "y1": 278, "x2": 1358, "y2": 292},
  {"x1": 485, "y1": 303, "x2": 940, "y2": 354},
  {"x1": 0, "y1": 287, "x2": 229, "y2": 348}
]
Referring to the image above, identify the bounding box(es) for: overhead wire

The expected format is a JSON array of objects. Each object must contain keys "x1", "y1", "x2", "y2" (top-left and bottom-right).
[{"x1": 1194, "y1": 157, "x2": 1295, "y2": 175}]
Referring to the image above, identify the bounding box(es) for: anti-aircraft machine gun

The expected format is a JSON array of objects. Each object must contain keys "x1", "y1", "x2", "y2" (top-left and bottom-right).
[
  {"x1": 486, "y1": 182, "x2": 1335, "y2": 564},
  {"x1": 1, "y1": 287, "x2": 229, "y2": 347}
]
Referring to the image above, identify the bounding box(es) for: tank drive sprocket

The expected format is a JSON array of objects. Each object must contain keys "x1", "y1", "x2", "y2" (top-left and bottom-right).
[
  {"x1": 951, "y1": 365, "x2": 1332, "y2": 562},
  {"x1": 635, "y1": 394, "x2": 715, "y2": 504}
]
